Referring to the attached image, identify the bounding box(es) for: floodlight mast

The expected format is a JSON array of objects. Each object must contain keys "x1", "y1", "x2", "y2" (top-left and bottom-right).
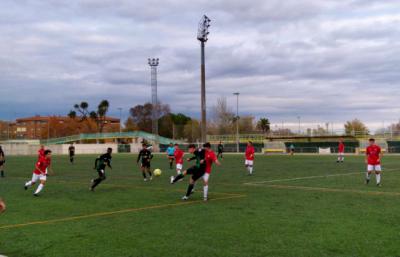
[
  {"x1": 197, "y1": 15, "x2": 211, "y2": 143},
  {"x1": 148, "y1": 58, "x2": 159, "y2": 136}
]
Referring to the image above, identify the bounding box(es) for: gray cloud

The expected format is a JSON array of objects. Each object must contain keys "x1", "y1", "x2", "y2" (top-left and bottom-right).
[{"x1": 0, "y1": 0, "x2": 400, "y2": 132}]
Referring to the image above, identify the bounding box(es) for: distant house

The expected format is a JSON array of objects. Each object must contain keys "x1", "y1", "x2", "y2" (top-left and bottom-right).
[{"x1": 13, "y1": 115, "x2": 120, "y2": 139}]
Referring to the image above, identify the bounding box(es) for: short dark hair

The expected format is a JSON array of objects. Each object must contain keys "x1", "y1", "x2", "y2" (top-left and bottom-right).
[
  {"x1": 188, "y1": 144, "x2": 196, "y2": 149},
  {"x1": 44, "y1": 150, "x2": 52, "y2": 155},
  {"x1": 369, "y1": 138, "x2": 375, "y2": 142},
  {"x1": 107, "y1": 147, "x2": 113, "y2": 152},
  {"x1": 174, "y1": 143, "x2": 179, "y2": 146},
  {"x1": 142, "y1": 143, "x2": 147, "y2": 147},
  {"x1": 203, "y1": 142, "x2": 211, "y2": 148}
]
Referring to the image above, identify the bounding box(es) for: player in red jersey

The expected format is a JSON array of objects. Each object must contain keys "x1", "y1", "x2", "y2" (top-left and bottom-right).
[
  {"x1": 365, "y1": 138, "x2": 382, "y2": 186},
  {"x1": 203, "y1": 143, "x2": 221, "y2": 201},
  {"x1": 337, "y1": 139, "x2": 345, "y2": 163},
  {"x1": 37, "y1": 145, "x2": 54, "y2": 175},
  {"x1": 174, "y1": 144, "x2": 184, "y2": 175},
  {"x1": 245, "y1": 141, "x2": 255, "y2": 175},
  {"x1": 0, "y1": 198, "x2": 5, "y2": 213},
  {"x1": 24, "y1": 150, "x2": 52, "y2": 196}
]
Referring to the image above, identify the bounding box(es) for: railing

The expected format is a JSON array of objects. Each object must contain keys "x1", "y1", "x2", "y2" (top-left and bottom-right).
[{"x1": 40, "y1": 131, "x2": 184, "y2": 145}]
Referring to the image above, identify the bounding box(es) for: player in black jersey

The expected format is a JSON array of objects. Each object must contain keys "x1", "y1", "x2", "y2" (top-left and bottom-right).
[
  {"x1": 0, "y1": 146, "x2": 5, "y2": 178},
  {"x1": 137, "y1": 143, "x2": 153, "y2": 181},
  {"x1": 217, "y1": 141, "x2": 224, "y2": 159},
  {"x1": 170, "y1": 144, "x2": 206, "y2": 200},
  {"x1": 90, "y1": 148, "x2": 112, "y2": 191},
  {"x1": 69, "y1": 143, "x2": 75, "y2": 164}
]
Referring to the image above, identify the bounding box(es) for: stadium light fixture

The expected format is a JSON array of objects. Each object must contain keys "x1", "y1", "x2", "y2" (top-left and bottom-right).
[{"x1": 197, "y1": 15, "x2": 211, "y2": 143}]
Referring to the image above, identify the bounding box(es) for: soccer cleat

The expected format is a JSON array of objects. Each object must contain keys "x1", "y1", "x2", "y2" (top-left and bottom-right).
[
  {"x1": 149, "y1": 176, "x2": 153, "y2": 181},
  {"x1": 170, "y1": 176, "x2": 174, "y2": 184},
  {"x1": 33, "y1": 193, "x2": 39, "y2": 197},
  {"x1": 377, "y1": 183, "x2": 382, "y2": 187},
  {"x1": 24, "y1": 185, "x2": 28, "y2": 190},
  {"x1": 89, "y1": 187, "x2": 94, "y2": 191},
  {"x1": 203, "y1": 197, "x2": 208, "y2": 202},
  {"x1": 181, "y1": 196, "x2": 189, "y2": 200},
  {"x1": 144, "y1": 178, "x2": 148, "y2": 182},
  {"x1": 365, "y1": 179, "x2": 370, "y2": 185}
]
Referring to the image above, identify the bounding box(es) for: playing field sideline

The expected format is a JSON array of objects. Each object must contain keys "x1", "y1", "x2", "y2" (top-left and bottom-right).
[{"x1": 1, "y1": 154, "x2": 400, "y2": 257}]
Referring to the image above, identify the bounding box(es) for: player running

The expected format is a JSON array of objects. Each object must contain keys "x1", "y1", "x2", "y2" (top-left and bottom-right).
[
  {"x1": 245, "y1": 141, "x2": 255, "y2": 175},
  {"x1": 174, "y1": 144, "x2": 184, "y2": 175},
  {"x1": 90, "y1": 148, "x2": 113, "y2": 191},
  {"x1": 24, "y1": 149, "x2": 52, "y2": 196},
  {"x1": 0, "y1": 146, "x2": 5, "y2": 178},
  {"x1": 166, "y1": 143, "x2": 175, "y2": 169},
  {"x1": 137, "y1": 143, "x2": 153, "y2": 181},
  {"x1": 203, "y1": 142, "x2": 221, "y2": 201},
  {"x1": 69, "y1": 143, "x2": 75, "y2": 164},
  {"x1": 170, "y1": 144, "x2": 206, "y2": 200},
  {"x1": 337, "y1": 139, "x2": 345, "y2": 163},
  {"x1": 365, "y1": 138, "x2": 382, "y2": 186},
  {"x1": 217, "y1": 141, "x2": 224, "y2": 159}
]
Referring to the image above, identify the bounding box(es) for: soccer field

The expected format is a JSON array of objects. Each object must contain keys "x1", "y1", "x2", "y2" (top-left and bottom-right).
[{"x1": 1, "y1": 154, "x2": 400, "y2": 257}]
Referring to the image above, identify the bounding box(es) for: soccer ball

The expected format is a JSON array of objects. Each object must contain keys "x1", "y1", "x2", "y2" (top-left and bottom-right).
[{"x1": 153, "y1": 169, "x2": 162, "y2": 177}]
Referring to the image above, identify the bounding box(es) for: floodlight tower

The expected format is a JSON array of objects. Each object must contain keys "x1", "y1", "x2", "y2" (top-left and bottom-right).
[
  {"x1": 148, "y1": 58, "x2": 159, "y2": 136},
  {"x1": 233, "y1": 92, "x2": 240, "y2": 152},
  {"x1": 197, "y1": 15, "x2": 211, "y2": 143}
]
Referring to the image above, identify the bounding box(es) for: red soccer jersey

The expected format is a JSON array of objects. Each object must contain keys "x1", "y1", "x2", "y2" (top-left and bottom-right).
[
  {"x1": 174, "y1": 149, "x2": 184, "y2": 165},
  {"x1": 366, "y1": 145, "x2": 381, "y2": 165},
  {"x1": 245, "y1": 146, "x2": 255, "y2": 160},
  {"x1": 34, "y1": 156, "x2": 50, "y2": 175},
  {"x1": 338, "y1": 142, "x2": 345, "y2": 153},
  {"x1": 205, "y1": 150, "x2": 217, "y2": 174}
]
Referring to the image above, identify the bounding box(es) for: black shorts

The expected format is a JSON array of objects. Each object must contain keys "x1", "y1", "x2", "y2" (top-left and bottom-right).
[
  {"x1": 97, "y1": 169, "x2": 106, "y2": 179},
  {"x1": 0, "y1": 161, "x2": 4, "y2": 166},
  {"x1": 186, "y1": 166, "x2": 206, "y2": 181},
  {"x1": 168, "y1": 155, "x2": 175, "y2": 159},
  {"x1": 141, "y1": 161, "x2": 151, "y2": 168},
  {"x1": 69, "y1": 152, "x2": 75, "y2": 156}
]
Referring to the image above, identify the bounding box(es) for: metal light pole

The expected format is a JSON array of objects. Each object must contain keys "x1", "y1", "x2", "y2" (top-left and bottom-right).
[
  {"x1": 233, "y1": 92, "x2": 240, "y2": 152},
  {"x1": 197, "y1": 15, "x2": 211, "y2": 143},
  {"x1": 117, "y1": 107, "x2": 122, "y2": 134},
  {"x1": 148, "y1": 58, "x2": 159, "y2": 136}
]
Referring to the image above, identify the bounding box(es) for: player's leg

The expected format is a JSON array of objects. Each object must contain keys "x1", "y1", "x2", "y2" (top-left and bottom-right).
[
  {"x1": 183, "y1": 169, "x2": 204, "y2": 200},
  {"x1": 0, "y1": 164, "x2": 4, "y2": 177},
  {"x1": 171, "y1": 168, "x2": 189, "y2": 184},
  {"x1": 203, "y1": 173, "x2": 210, "y2": 201},
  {"x1": 34, "y1": 176, "x2": 47, "y2": 196},
  {"x1": 146, "y1": 165, "x2": 152, "y2": 180},
  {"x1": 25, "y1": 174, "x2": 38, "y2": 189},
  {"x1": 176, "y1": 164, "x2": 182, "y2": 175},
  {"x1": 169, "y1": 157, "x2": 174, "y2": 169},
  {"x1": 141, "y1": 165, "x2": 148, "y2": 181},
  {"x1": 91, "y1": 170, "x2": 106, "y2": 190},
  {"x1": 248, "y1": 160, "x2": 254, "y2": 175},
  {"x1": 365, "y1": 165, "x2": 373, "y2": 184},
  {"x1": 375, "y1": 165, "x2": 382, "y2": 186}
]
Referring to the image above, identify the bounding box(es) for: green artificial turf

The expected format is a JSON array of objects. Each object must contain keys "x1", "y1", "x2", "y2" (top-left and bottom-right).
[{"x1": 1, "y1": 153, "x2": 400, "y2": 257}]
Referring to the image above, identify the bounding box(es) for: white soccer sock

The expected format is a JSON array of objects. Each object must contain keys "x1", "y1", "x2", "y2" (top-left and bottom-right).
[
  {"x1": 25, "y1": 181, "x2": 33, "y2": 187},
  {"x1": 203, "y1": 185, "x2": 208, "y2": 199},
  {"x1": 249, "y1": 166, "x2": 253, "y2": 174},
  {"x1": 376, "y1": 174, "x2": 381, "y2": 184},
  {"x1": 34, "y1": 184, "x2": 44, "y2": 194},
  {"x1": 366, "y1": 173, "x2": 371, "y2": 180}
]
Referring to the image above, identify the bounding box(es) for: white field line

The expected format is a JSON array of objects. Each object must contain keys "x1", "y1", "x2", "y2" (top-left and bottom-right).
[{"x1": 244, "y1": 168, "x2": 398, "y2": 186}]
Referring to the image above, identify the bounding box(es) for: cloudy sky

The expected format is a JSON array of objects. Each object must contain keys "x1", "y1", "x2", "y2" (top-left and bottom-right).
[{"x1": 0, "y1": 0, "x2": 399, "y2": 132}]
